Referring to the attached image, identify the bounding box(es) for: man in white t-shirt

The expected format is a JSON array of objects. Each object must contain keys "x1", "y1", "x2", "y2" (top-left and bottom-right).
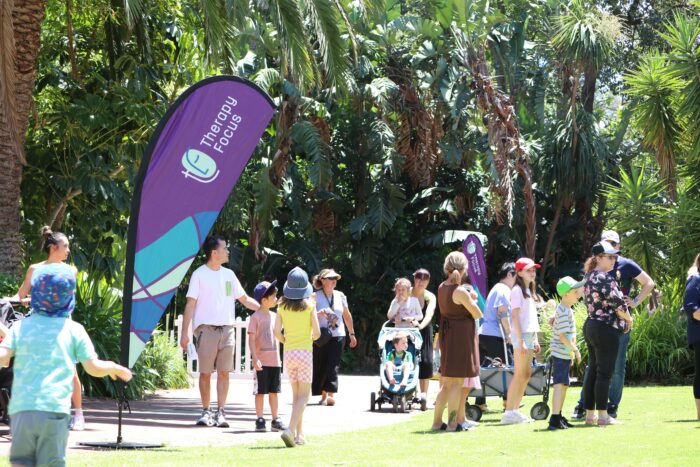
[{"x1": 180, "y1": 236, "x2": 260, "y2": 428}]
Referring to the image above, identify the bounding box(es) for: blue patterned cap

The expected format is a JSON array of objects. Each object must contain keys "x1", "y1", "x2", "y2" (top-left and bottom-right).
[{"x1": 30, "y1": 263, "x2": 76, "y2": 318}]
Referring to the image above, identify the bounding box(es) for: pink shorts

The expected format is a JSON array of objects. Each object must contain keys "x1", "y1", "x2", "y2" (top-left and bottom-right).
[
  {"x1": 284, "y1": 350, "x2": 313, "y2": 383},
  {"x1": 464, "y1": 376, "x2": 481, "y2": 389}
]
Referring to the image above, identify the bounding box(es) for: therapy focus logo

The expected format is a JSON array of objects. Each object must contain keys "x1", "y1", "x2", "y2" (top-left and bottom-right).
[{"x1": 181, "y1": 148, "x2": 220, "y2": 183}]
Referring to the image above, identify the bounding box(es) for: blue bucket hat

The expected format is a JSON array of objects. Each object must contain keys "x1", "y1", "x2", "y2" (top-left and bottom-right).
[
  {"x1": 30, "y1": 263, "x2": 76, "y2": 318},
  {"x1": 283, "y1": 267, "x2": 313, "y2": 300}
]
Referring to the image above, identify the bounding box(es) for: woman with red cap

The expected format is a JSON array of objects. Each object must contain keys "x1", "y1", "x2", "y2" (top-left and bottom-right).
[{"x1": 501, "y1": 257, "x2": 541, "y2": 424}]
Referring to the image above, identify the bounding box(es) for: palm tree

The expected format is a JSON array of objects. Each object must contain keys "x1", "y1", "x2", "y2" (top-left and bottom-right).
[{"x1": 0, "y1": 0, "x2": 46, "y2": 275}]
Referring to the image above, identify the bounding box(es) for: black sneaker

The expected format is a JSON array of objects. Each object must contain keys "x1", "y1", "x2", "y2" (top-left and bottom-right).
[
  {"x1": 561, "y1": 416, "x2": 574, "y2": 428},
  {"x1": 547, "y1": 415, "x2": 567, "y2": 430},
  {"x1": 255, "y1": 417, "x2": 266, "y2": 432},
  {"x1": 571, "y1": 403, "x2": 585, "y2": 420},
  {"x1": 607, "y1": 404, "x2": 618, "y2": 419},
  {"x1": 270, "y1": 418, "x2": 287, "y2": 431}
]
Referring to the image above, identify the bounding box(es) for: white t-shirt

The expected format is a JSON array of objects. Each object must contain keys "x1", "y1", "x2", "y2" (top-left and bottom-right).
[
  {"x1": 186, "y1": 265, "x2": 245, "y2": 329},
  {"x1": 510, "y1": 285, "x2": 540, "y2": 333},
  {"x1": 388, "y1": 297, "x2": 423, "y2": 328}
]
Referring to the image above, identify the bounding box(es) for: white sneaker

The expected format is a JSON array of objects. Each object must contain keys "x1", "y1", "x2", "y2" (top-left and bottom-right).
[
  {"x1": 70, "y1": 414, "x2": 85, "y2": 431},
  {"x1": 514, "y1": 411, "x2": 534, "y2": 423},
  {"x1": 214, "y1": 408, "x2": 229, "y2": 428},
  {"x1": 463, "y1": 420, "x2": 480, "y2": 428},
  {"x1": 500, "y1": 411, "x2": 522, "y2": 425},
  {"x1": 196, "y1": 409, "x2": 214, "y2": 426}
]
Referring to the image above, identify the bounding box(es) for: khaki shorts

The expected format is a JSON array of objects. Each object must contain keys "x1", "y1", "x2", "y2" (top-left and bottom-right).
[{"x1": 194, "y1": 324, "x2": 235, "y2": 373}]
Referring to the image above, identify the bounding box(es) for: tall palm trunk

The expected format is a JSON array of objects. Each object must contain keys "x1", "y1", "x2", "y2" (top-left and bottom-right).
[{"x1": 0, "y1": 0, "x2": 46, "y2": 275}]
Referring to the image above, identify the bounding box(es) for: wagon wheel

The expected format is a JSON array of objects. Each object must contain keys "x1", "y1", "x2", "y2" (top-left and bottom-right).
[
  {"x1": 530, "y1": 402, "x2": 550, "y2": 420},
  {"x1": 466, "y1": 404, "x2": 482, "y2": 422}
]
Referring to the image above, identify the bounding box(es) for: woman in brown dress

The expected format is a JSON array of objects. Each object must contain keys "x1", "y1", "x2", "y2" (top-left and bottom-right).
[{"x1": 431, "y1": 251, "x2": 483, "y2": 431}]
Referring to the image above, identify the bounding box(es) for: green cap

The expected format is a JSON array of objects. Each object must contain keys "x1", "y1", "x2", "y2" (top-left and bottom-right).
[{"x1": 556, "y1": 276, "x2": 585, "y2": 297}]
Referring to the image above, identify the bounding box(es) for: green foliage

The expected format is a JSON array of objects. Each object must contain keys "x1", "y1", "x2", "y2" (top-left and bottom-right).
[{"x1": 0, "y1": 273, "x2": 20, "y2": 298}]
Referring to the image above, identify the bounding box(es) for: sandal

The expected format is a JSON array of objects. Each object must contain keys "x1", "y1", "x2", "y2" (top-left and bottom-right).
[
  {"x1": 584, "y1": 417, "x2": 598, "y2": 426},
  {"x1": 598, "y1": 416, "x2": 623, "y2": 426},
  {"x1": 326, "y1": 397, "x2": 335, "y2": 406},
  {"x1": 431, "y1": 422, "x2": 447, "y2": 431}
]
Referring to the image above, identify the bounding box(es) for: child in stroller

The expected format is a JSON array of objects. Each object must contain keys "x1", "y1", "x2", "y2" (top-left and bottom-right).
[{"x1": 370, "y1": 322, "x2": 426, "y2": 413}]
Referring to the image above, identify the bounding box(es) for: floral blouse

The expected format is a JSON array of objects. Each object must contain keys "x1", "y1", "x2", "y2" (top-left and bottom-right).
[{"x1": 583, "y1": 270, "x2": 630, "y2": 332}]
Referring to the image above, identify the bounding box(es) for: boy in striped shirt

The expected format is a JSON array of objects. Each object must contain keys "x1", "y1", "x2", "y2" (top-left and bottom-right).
[{"x1": 548, "y1": 276, "x2": 584, "y2": 430}]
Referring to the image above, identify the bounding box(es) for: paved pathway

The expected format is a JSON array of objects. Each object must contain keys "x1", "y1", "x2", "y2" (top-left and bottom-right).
[{"x1": 0, "y1": 375, "x2": 428, "y2": 453}]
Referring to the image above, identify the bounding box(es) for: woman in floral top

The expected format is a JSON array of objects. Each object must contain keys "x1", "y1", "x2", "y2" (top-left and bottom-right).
[{"x1": 582, "y1": 241, "x2": 633, "y2": 426}]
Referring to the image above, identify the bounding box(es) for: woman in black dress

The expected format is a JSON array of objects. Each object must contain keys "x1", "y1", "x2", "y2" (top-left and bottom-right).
[{"x1": 412, "y1": 268, "x2": 436, "y2": 403}]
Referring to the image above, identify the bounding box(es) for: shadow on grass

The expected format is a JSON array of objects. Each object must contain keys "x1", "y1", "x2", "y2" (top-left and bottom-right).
[
  {"x1": 248, "y1": 445, "x2": 287, "y2": 450},
  {"x1": 666, "y1": 419, "x2": 700, "y2": 423}
]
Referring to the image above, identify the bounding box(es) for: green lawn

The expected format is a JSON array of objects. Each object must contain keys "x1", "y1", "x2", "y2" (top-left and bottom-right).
[{"x1": 38, "y1": 387, "x2": 700, "y2": 465}]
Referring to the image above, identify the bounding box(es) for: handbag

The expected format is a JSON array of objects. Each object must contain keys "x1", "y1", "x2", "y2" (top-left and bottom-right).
[{"x1": 314, "y1": 326, "x2": 333, "y2": 347}]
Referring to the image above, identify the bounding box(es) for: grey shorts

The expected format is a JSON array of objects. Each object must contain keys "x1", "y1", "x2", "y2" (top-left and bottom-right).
[
  {"x1": 194, "y1": 324, "x2": 235, "y2": 374},
  {"x1": 10, "y1": 410, "x2": 71, "y2": 467}
]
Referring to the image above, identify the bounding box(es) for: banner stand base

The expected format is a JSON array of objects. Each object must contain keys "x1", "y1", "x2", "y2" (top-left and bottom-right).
[{"x1": 79, "y1": 383, "x2": 162, "y2": 450}]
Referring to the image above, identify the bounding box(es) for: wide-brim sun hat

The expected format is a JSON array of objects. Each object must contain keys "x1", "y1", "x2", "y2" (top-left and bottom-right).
[
  {"x1": 283, "y1": 267, "x2": 313, "y2": 299},
  {"x1": 515, "y1": 257, "x2": 541, "y2": 272},
  {"x1": 30, "y1": 263, "x2": 76, "y2": 318},
  {"x1": 592, "y1": 241, "x2": 620, "y2": 256}
]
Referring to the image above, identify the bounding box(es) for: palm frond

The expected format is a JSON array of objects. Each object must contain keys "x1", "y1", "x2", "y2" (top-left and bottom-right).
[
  {"x1": 123, "y1": 0, "x2": 145, "y2": 30},
  {"x1": 290, "y1": 120, "x2": 332, "y2": 190},
  {"x1": 254, "y1": 68, "x2": 282, "y2": 94},
  {"x1": 199, "y1": 0, "x2": 237, "y2": 71},
  {"x1": 304, "y1": 0, "x2": 352, "y2": 91},
  {"x1": 269, "y1": 0, "x2": 314, "y2": 88}
]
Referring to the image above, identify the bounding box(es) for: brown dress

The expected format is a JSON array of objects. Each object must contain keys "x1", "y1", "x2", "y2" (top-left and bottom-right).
[{"x1": 437, "y1": 282, "x2": 480, "y2": 378}]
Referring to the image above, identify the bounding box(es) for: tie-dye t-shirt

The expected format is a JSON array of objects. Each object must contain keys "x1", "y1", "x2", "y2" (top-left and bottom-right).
[{"x1": 1, "y1": 314, "x2": 97, "y2": 415}]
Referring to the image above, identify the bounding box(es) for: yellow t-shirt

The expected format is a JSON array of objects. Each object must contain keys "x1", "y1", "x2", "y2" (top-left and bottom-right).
[{"x1": 277, "y1": 304, "x2": 314, "y2": 351}]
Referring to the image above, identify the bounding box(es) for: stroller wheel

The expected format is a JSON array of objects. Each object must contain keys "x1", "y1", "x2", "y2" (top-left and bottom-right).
[
  {"x1": 530, "y1": 402, "x2": 550, "y2": 420},
  {"x1": 420, "y1": 398, "x2": 428, "y2": 411},
  {"x1": 466, "y1": 403, "x2": 482, "y2": 422},
  {"x1": 370, "y1": 392, "x2": 376, "y2": 412},
  {"x1": 399, "y1": 396, "x2": 406, "y2": 413},
  {"x1": 392, "y1": 395, "x2": 399, "y2": 413}
]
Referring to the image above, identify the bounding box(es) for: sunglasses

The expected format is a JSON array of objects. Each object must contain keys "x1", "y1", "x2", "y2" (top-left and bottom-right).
[
  {"x1": 322, "y1": 277, "x2": 338, "y2": 281},
  {"x1": 607, "y1": 241, "x2": 619, "y2": 247},
  {"x1": 414, "y1": 273, "x2": 430, "y2": 280}
]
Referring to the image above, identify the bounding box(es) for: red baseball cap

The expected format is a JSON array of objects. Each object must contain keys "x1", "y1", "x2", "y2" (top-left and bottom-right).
[{"x1": 515, "y1": 258, "x2": 541, "y2": 271}]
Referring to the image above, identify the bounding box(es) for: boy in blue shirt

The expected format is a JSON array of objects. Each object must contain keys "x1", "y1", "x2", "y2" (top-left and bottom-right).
[
  {"x1": 385, "y1": 333, "x2": 414, "y2": 387},
  {"x1": 0, "y1": 263, "x2": 132, "y2": 466},
  {"x1": 548, "y1": 276, "x2": 583, "y2": 430}
]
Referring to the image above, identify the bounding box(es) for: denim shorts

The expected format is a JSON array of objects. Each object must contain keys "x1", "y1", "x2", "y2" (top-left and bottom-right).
[
  {"x1": 10, "y1": 410, "x2": 71, "y2": 466},
  {"x1": 551, "y1": 356, "x2": 571, "y2": 385},
  {"x1": 512, "y1": 332, "x2": 537, "y2": 350}
]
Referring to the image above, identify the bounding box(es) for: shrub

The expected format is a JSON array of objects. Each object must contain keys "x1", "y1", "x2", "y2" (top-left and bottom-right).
[{"x1": 0, "y1": 273, "x2": 20, "y2": 298}]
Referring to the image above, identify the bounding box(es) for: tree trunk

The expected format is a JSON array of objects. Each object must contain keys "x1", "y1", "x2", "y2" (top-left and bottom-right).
[
  {"x1": 582, "y1": 64, "x2": 597, "y2": 114},
  {"x1": 0, "y1": 0, "x2": 47, "y2": 276}
]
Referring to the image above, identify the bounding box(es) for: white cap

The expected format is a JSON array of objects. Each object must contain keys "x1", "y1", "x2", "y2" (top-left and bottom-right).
[{"x1": 601, "y1": 230, "x2": 620, "y2": 244}]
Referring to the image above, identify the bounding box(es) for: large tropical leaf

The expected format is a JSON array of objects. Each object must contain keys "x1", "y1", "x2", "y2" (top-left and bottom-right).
[{"x1": 290, "y1": 120, "x2": 332, "y2": 190}]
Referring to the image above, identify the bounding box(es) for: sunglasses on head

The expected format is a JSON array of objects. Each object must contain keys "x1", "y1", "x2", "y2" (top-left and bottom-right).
[{"x1": 414, "y1": 273, "x2": 430, "y2": 280}]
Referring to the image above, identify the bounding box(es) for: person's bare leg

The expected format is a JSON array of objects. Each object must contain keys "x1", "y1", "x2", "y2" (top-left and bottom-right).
[
  {"x1": 457, "y1": 387, "x2": 471, "y2": 424},
  {"x1": 386, "y1": 363, "x2": 396, "y2": 384},
  {"x1": 72, "y1": 371, "x2": 82, "y2": 409},
  {"x1": 552, "y1": 384, "x2": 566, "y2": 415},
  {"x1": 255, "y1": 394, "x2": 264, "y2": 418},
  {"x1": 270, "y1": 393, "x2": 279, "y2": 419},
  {"x1": 419, "y1": 378, "x2": 429, "y2": 399},
  {"x1": 445, "y1": 380, "x2": 462, "y2": 431},
  {"x1": 432, "y1": 378, "x2": 449, "y2": 429},
  {"x1": 505, "y1": 350, "x2": 532, "y2": 410},
  {"x1": 295, "y1": 382, "x2": 311, "y2": 442},
  {"x1": 216, "y1": 370, "x2": 230, "y2": 409},
  {"x1": 199, "y1": 373, "x2": 212, "y2": 409},
  {"x1": 400, "y1": 364, "x2": 410, "y2": 387}
]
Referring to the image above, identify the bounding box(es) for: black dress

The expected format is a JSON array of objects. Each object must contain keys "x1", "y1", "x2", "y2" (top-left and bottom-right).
[{"x1": 418, "y1": 292, "x2": 434, "y2": 380}]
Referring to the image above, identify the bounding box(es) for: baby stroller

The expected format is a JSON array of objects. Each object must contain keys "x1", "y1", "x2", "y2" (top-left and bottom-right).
[
  {"x1": 0, "y1": 299, "x2": 24, "y2": 425},
  {"x1": 466, "y1": 325, "x2": 552, "y2": 422},
  {"x1": 370, "y1": 322, "x2": 426, "y2": 413}
]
